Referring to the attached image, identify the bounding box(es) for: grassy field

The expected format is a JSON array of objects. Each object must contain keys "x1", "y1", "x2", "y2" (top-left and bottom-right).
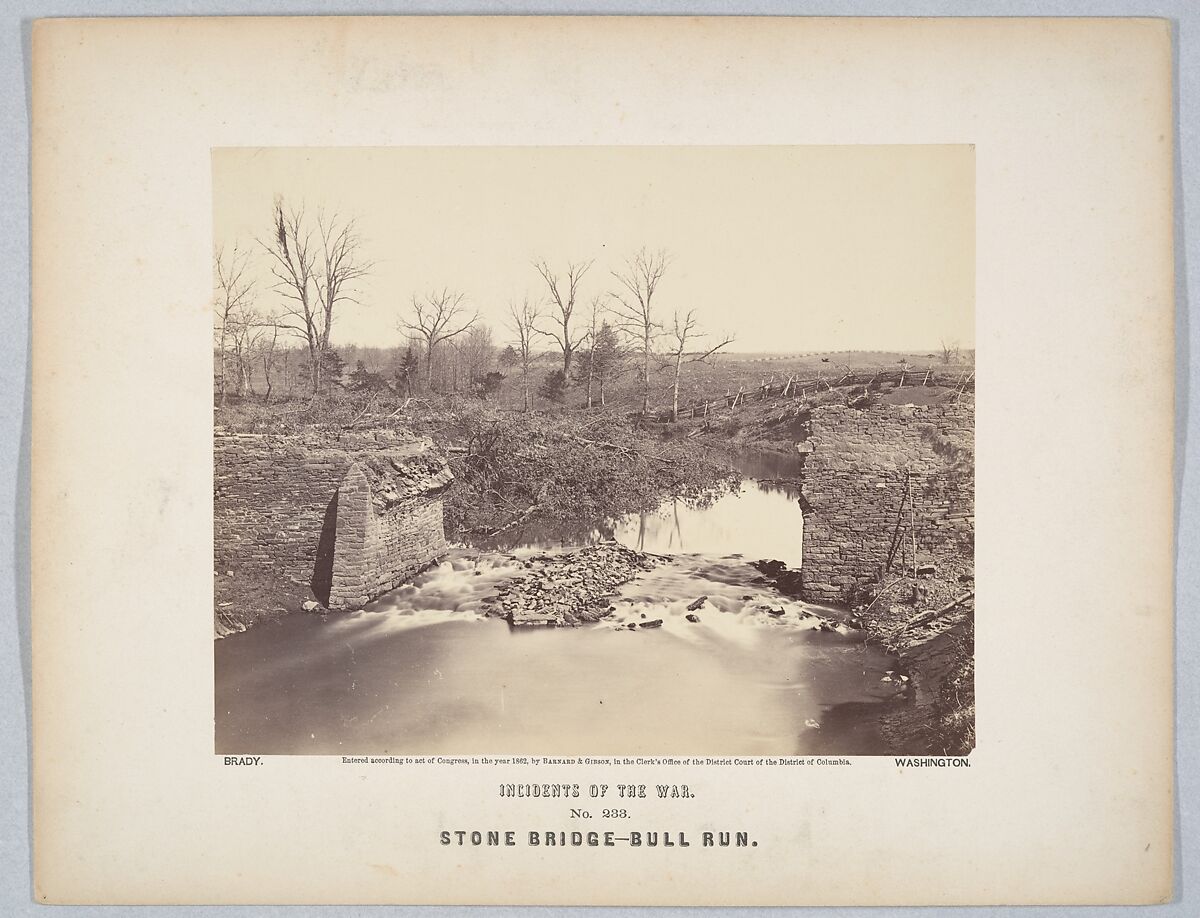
[
  {"x1": 218, "y1": 344, "x2": 975, "y2": 424},
  {"x1": 479, "y1": 348, "x2": 974, "y2": 415}
]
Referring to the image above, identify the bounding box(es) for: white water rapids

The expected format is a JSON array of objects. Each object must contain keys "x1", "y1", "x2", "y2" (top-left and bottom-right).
[{"x1": 215, "y1": 455, "x2": 899, "y2": 755}]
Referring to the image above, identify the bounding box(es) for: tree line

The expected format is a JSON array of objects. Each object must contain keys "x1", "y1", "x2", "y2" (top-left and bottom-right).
[{"x1": 214, "y1": 197, "x2": 734, "y2": 420}]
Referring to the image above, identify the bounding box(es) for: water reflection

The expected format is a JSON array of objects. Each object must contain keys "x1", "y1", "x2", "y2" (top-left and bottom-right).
[
  {"x1": 486, "y1": 451, "x2": 806, "y2": 561},
  {"x1": 617, "y1": 483, "x2": 803, "y2": 569}
]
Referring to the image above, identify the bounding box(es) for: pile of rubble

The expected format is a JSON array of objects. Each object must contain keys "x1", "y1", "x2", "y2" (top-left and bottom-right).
[{"x1": 484, "y1": 542, "x2": 664, "y2": 627}]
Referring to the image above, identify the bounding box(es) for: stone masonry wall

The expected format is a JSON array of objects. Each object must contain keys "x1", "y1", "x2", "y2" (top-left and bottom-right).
[
  {"x1": 326, "y1": 462, "x2": 451, "y2": 610},
  {"x1": 798, "y1": 402, "x2": 974, "y2": 606},
  {"x1": 214, "y1": 429, "x2": 451, "y2": 636}
]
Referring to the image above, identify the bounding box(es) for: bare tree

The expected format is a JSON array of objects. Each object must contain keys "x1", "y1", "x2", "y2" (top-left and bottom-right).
[
  {"x1": 574, "y1": 295, "x2": 609, "y2": 409},
  {"x1": 213, "y1": 245, "x2": 256, "y2": 406},
  {"x1": 939, "y1": 339, "x2": 960, "y2": 365},
  {"x1": 461, "y1": 325, "x2": 496, "y2": 390},
  {"x1": 262, "y1": 198, "x2": 371, "y2": 397},
  {"x1": 398, "y1": 288, "x2": 478, "y2": 391},
  {"x1": 445, "y1": 338, "x2": 464, "y2": 392},
  {"x1": 257, "y1": 320, "x2": 282, "y2": 403},
  {"x1": 315, "y1": 211, "x2": 371, "y2": 357},
  {"x1": 663, "y1": 309, "x2": 735, "y2": 422},
  {"x1": 223, "y1": 291, "x2": 267, "y2": 399},
  {"x1": 533, "y1": 258, "x2": 593, "y2": 379},
  {"x1": 507, "y1": 296, "x2": 547, "y2": 412},
  {"x1": 610, "y1": 247, "x2": 670, "y2": 417}
]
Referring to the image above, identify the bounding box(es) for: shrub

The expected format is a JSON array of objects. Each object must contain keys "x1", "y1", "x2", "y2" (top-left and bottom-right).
[
  {"x1": 440, "y1": 406, "x2": 740, "y2": 540},
  {"x1": 539, "y1": 369, "x2": 568, "y2": 404}
]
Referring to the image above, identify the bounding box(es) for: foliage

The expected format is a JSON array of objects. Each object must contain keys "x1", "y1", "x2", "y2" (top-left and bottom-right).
[
  {"x1": 573, "y1": 320, "x2": 626, "y2": 405},
  {"x1": 928, "y1": 618, "x2": 975, "y2": 755},
  {"x1": 438, "y1": 406, "x2": 741, "y2": 541},
  {"x1": 392, "y1": 347, "x2": 420, "y2": 396},
  {"x1": 397, "y1": 288, "x2": 478, "y2": 391},
  {"x1": 479, "y1": 371, "x2": 506, "y2": 398},
  {"x1": 592, "y1": 322, "x2": 623, "y2": 378},
  {"x1": 538, "y1": 369, "x2": 568, "y2": 404},
  {"x1": 298, "y1": 349, "x2": 347, "y2": 396},
  {"x1": 348, "y1": 360, "x2": 389, "y2": 393}
]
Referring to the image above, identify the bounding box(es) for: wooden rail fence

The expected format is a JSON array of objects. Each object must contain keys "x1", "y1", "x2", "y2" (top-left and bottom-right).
[{"x1": 683, "y1": 367, "x2": 975, "y2": 419}]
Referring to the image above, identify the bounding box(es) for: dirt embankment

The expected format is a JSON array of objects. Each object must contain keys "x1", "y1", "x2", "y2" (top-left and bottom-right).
[
  {"x1": 850, "y1": 567, "x2": 975, "y2": 756},
  {"x1": 685, "y1": 383, "x2": 969, "y2": 454}
]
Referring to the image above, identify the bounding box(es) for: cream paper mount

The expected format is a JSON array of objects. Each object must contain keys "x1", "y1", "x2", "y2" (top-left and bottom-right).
[{"x1": 31, "y1": 16, "x2": 1173, "y2": 906}]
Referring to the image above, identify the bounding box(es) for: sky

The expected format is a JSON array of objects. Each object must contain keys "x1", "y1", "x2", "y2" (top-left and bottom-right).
[{"x1": 213, "y1": 146, "x2": 974, "y2": 354}]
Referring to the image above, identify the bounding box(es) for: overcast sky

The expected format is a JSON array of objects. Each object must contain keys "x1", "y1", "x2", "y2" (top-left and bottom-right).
[{"x1": 213, "y1": 145, "x2": 974, "y2": 354}]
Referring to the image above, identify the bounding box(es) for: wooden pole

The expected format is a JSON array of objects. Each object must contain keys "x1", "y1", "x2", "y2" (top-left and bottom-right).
[{"x1": 910, "y1": 491, "x2": 918, "y2": 578}]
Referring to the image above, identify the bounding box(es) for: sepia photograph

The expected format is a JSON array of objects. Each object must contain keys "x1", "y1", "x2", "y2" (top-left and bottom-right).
[
  {"x1": 212, "y1": 145, "x2": 975, "y2": 757},
  {"x1": 27, "y1": 12, "x2": 1179, "y2": 906}
]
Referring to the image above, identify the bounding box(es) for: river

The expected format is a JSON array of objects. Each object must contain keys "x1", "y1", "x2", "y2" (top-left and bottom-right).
[{"x1": 215, "y1": 452, "x2": 898, "y2": 755}]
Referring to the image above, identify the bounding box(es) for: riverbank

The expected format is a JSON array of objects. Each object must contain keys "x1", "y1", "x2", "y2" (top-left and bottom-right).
[
  {"x1": 830, "y1": 563, "x2": 975, "y2": 755},
  {"x1": 745, "y1": 504, "x2": 974, "y2": 756}
]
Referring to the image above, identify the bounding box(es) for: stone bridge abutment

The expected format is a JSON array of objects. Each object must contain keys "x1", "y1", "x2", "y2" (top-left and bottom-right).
[
  {"x1": 214, "y1": 430, "x2": 452, "y2": 636},
  {"x1": 796, "y1": 402, "x2": 974, "y2": 606}
]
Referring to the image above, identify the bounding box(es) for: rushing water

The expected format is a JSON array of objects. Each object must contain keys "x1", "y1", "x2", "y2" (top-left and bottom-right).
[{"x1": 215, "y1": 452, "x2": 898, "y2": 755}]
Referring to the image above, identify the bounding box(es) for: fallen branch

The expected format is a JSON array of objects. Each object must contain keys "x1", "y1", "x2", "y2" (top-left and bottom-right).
[
  {"x1": 568, "y1": 434, "x2": 677, "y2": 465},
  {"x1": 889, "y1": 590, "x2": 974, "y2": 641},
  {"x1": 485, "y1": 503, "x2": 545, "y2": 536},
  {"x1": 860, "y1": 575, "x2": 908, "y2": 618},
  {"x1": 342, "y1": 392, "x2": 380, "y2": 428}
]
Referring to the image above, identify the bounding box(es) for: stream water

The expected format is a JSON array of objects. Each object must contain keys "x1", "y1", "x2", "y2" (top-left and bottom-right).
[{"x1": 215, "y1": 452, "x2": 898, "y2": 755}]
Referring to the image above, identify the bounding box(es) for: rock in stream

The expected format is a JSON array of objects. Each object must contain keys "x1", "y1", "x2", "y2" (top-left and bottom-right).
[{"x1": 485, "y1": 542, "x2": 664, "y2": 627}]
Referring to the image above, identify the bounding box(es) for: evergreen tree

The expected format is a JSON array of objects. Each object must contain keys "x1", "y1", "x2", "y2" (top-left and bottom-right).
[
  {"x1": 591, "y1": 321, "x2": 624, "y2": 406},
  {"x1": 539, "y1": 369, "x2": 568, "y2": 404},
  {"x1": 393, "y1": 346, "x2": 420, "y2": 396}
]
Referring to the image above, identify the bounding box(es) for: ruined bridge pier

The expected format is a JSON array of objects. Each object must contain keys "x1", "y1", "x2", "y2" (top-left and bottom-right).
[
  {"x1": 213, "y1": 431, "x2": 453, "y2": 636},
  {"x1": 796, "y1": 402, "x2": 975, "y2": 606}
]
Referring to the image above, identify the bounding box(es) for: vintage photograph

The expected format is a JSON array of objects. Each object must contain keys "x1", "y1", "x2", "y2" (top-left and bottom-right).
[{"x1": 213, "y1": 146, "x2": 975, "y2": 757}]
